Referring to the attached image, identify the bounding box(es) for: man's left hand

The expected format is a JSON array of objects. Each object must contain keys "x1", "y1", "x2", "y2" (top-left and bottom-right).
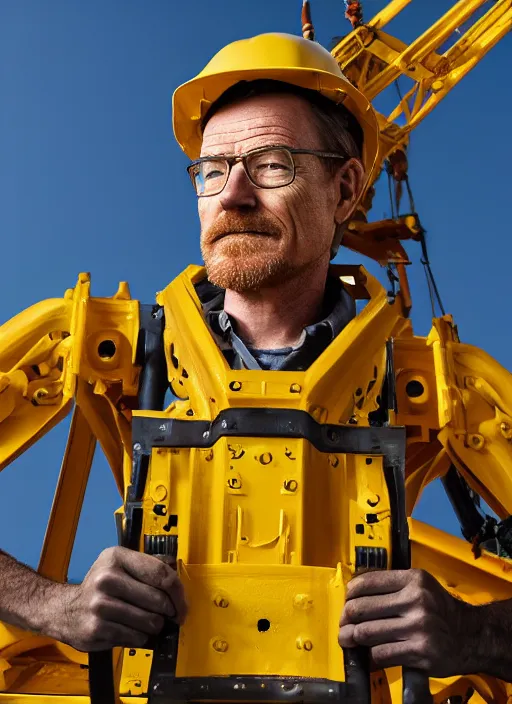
[{"x1": 338, "y1": 569, "x2": 475, "y2": 677}]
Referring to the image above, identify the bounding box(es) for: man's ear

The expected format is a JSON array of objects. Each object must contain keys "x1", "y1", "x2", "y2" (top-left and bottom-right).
[{"x1": 334, "y1": 158, "x2": 366, "y2": 225}]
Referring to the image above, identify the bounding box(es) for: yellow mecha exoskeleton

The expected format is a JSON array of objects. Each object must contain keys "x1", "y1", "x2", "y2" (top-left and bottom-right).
[
  {"x1": 2, "y1": 262, "x2": 512, "y2": 703},
  {"x1": 2, "y1": 3, "x2": 512, "y2": 702}
]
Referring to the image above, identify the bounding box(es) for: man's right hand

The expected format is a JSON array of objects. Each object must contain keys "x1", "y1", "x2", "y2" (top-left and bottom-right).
[{"x1": 50, "y1": 547, "x2": 187, "y2": 652}]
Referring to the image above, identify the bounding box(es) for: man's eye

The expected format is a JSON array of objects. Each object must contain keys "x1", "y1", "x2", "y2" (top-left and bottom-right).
[
  {"x1": 256, "y1": 161, "x2": 289, "y2": 171},
  {"x1": 203, "y1": 168, "x2": 225, "y2": 180}
]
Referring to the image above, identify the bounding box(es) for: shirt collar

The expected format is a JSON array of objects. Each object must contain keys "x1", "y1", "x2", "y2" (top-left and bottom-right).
[{"x1": 196, "y1": 273, "x2": 355, "y2": 371}]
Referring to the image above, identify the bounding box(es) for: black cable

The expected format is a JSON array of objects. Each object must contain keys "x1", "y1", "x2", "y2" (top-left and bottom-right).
[
  {"x1": 421, "y1": 255, "x2": 437, "y2": 318},
  {"x1": 387, "y1": 165, "x2": 396, "y2": 219},
  {"x1": 404, "y1": 176, "x2": 416, "y2": 213},
  {"x1": 419, "y1": 231, "x2": 446, "y2": 317}
]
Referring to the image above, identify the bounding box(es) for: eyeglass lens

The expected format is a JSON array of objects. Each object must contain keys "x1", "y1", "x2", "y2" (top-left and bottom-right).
[{"x1": 191, "y1": 148, "x2": 295, "y2": 196}]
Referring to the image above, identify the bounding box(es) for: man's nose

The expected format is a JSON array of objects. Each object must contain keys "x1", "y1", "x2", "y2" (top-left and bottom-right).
[{"x1": 219, "y1": 162, "x2": 258, "y2": 210}]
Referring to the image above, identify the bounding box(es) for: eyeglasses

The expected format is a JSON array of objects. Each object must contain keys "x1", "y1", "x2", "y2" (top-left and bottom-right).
[{"x1": 187, "y1": 145, "x2": 349, "y2": 197}]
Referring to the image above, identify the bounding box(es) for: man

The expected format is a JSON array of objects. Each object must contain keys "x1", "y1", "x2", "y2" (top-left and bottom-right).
[{"x1": 0, "y1": 32, "x2": 511, "y2": 685}]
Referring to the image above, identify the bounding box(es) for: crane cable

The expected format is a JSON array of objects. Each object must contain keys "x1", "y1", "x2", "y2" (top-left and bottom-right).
[{"x1": 388, "y1": 79, "x2": 446, "y2": 318}]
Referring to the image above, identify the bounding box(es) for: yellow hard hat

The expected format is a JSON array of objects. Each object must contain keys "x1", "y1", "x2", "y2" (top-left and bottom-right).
[{"x1": 172, "y1": 32, "x2": 380, "y2": 188}]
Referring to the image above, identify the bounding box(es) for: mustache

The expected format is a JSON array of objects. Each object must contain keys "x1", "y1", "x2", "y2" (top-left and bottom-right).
[{"x1": 202, "y1": 212, "x2": 282, "y2": 245}]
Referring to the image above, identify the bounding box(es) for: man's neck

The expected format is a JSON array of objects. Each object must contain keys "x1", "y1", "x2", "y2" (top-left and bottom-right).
[{"x1": 224, "y1": 262, "x2": 330, "y2": 350}]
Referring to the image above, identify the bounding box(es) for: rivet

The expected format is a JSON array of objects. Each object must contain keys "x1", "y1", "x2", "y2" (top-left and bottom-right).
[
  {"x1": 290, "y1": 383, "x2": 301, "y2": 393},
  {"x1": 259, "y1": 452, "x2": 272, "y2": 465},
  {"x1": 212, "y1": 639, "x2": 229, "y2": 652},
  {"x1": 296, "y1": 637, "x2": 313, "y2": 651},
  {"x1": 205, "y1": 449, "x2": 214, "y2": 461},
  {"x1": 153, "y1": 484, "x2": 167, "y2": 502},
  {"x1": 327, "y1": 428, "x2": 340, "y2": 443},
  {"x1": 227, "y1": 476, "x2": 241, "y2": 489},
  {"x1": 203, "y1": 430, "x2": 210, "y2": 439},
  {"x1": 221, "y1": 419, "x2": 228, "y2": 429},
  {"x1": 501, "y1": 422, "x2": 512, "y2": 440},
  {"x1": 293, "y1": 594, "x2": 313, "y2": 610},
  {"x1": 468, "y1": 433, "x2": 485, "y2": 450},
  {"x1": 213, "y1": 595, "x2": 229, "y2": 608},
  {"x1": 230, "y1": 381, "x2": 242, "y2": 391},
  {"x1": 284, "y1": 479, "x2": 298, "y2": 492},
  {"x1": 328, "y1": 454, "x2": 339, "y2": 468},
  {"x1": 133, "y1": 442, "x2": 142, "y2": 452}
]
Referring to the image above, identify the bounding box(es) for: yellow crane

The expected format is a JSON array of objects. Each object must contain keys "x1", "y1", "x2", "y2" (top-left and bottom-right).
[
  {"x1": 0, "y1": 2, "x2": 511, "y2": 702},
  {"x1": 334, "y1": 0, "x2": 511, "y2": 315}
]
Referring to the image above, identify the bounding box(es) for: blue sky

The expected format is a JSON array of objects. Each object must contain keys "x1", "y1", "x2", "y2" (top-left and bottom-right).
[{"x1": 0, "y1": 1, "x2": 510, "y2": 579}]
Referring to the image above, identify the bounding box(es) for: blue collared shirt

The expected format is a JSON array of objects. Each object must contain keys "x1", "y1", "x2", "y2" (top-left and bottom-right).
[{"x1": 196, "y1": 275, "x2": 355, "y2": 371}]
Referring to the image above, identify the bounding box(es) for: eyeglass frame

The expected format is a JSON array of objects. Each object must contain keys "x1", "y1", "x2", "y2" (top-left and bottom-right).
[{"x1": 186, "y1": 144, "x2": 350, "y2": 197}]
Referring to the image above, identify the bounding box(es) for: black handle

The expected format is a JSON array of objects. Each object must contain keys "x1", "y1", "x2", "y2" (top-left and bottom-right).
[
  {"x1": 343, "y1": 646, "x2": 371, "y2": 704},
  {"x1": 344, "y1": 648, "x2": 432, "y2": 703},
  {"x1": 89, "y1": 304, "x2": 168, "y2": 704},
  {"x1": 88, "y1": 650, "x2": 115, "y2": 704},
  {"x1": 402, "y1": 668, "x2": 433, "y2": 704}
]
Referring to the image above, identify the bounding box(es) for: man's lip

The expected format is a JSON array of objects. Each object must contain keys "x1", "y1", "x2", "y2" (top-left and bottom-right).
[{"x1": 212, "y1": 231, "x2": 273, "y2": 242}]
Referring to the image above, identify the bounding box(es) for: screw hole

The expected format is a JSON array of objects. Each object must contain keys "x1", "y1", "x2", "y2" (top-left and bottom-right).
[
  {"x1": 257, "y1": 618, "x2": 270, "y2": 632},
  {"x1": 170, "y1": 343, "x2": 179, "y2": 369},
  {"x1": 98, "y1": 340, "x2": 116, "y2": 359},
  {"x1": 406, "y1": 380, "x2": 424, "y2": 398}
]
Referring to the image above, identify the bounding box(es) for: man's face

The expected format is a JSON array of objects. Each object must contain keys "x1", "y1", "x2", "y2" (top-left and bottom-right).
[{"x1": 198, "y1": 93, "x2": 358, "y2": 292}]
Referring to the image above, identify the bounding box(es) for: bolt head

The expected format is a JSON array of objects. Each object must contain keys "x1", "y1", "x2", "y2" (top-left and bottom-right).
[
  {"x1": 213, "y1": 594, "x2": 229, "y2": 608},
  {"x1": 284, "y1": 479, "x2": 298, "y2": 492},
  {"x1": 293, "y1": 594, "x2": 313, "y2": 610},
  {"x1": 296, "y1": 637, "x2": 313, "y2": 650},
  {"x1": 212, "y1": 639, "x2": 229, "y2": 652}
]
